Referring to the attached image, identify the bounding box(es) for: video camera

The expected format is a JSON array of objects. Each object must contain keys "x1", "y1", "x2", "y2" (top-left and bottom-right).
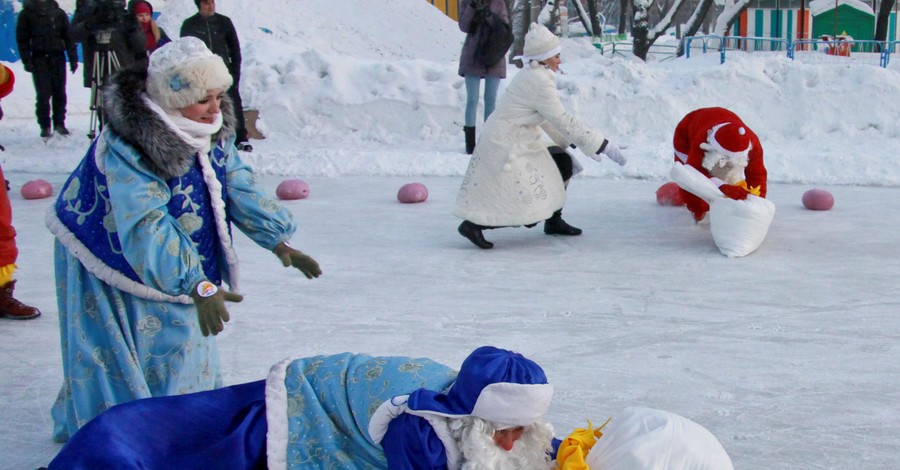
[{"x1": 81, "y1": 0, "x2": 127, "y2": 40}]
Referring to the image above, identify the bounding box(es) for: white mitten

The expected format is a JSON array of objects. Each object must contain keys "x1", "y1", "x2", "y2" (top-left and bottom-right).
[{"x1": 597, "y1": 142, "x2": 627, "y2": 166}]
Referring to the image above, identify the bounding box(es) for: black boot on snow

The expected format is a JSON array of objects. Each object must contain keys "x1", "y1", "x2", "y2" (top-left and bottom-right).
[
  {"x1": 544, "y1": 209, "x2": 582, "y2": 236},
  {"x1": 458, "y1": 220, "x2": 493, "y2": 249},
  {"x1": 464, "y1": 126, "x2": 476, "y2": 155}
]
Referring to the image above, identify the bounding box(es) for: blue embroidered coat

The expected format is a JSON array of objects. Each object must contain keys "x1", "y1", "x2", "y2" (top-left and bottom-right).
[{"x1": 45, "y1": 67, "x2": 297, "y2": 442}]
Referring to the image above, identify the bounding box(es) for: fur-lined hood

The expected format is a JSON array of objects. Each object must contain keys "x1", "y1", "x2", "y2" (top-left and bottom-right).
[{"x1": 102, "y1": 66, "x2": 237, "y2": 180}]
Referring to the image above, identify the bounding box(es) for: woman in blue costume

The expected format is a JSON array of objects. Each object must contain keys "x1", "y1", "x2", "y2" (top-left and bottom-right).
[
  {"x1": 45, "y1": 37, "x2": 321, "y2": 443},
  {"x1": 48, "y1": 346, "x2": 558, "y2": 469}
]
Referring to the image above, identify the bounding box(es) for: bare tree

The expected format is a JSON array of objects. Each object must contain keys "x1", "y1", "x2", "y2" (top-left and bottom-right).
[
  {"x1": 586, "y1": 0, "x2": 602, "y2": 37},
  {"x1": 676, "y1": 0, "x2": 716, "y2": 56},
  {"x1": 510, "y1": 0, "x2": 543, "y2": 66},
  {"x1": 711, "y1": 0, "x2": 751, "y2": 36},
  {"x1": 619, "y1": 0, "x2": 630, "y2": 33},
  {"x1": 570, "y1": 0, "x2": 595, "y2": 35},
  {"x1": 631, "y1": 0, "x2": 688, "y2": 60},
  {"x1": 537, "y1": 0, "x2": 560, "y2": 30},
  {"x1": 874, "y1": 0, "x2": 897, "y2": 48}
]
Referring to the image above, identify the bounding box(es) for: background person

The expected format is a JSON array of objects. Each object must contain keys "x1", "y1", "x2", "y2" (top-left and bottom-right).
[
  {"x1": 15, "y1": 0, "x2": 79, "y2": 139},
  {"x1": 71, "y1": 0, "x2": 147, "y2": 88},
  {"x1": 180, "y1": 0, "x2": 252, "y2": 152},
  {"x1": 45, "y1": 37, "x2": 321, "y2": 442},
  {"x1": 0, "y1": 158, "x2": 41, "y2": 320},
  {"x1": 454, "y1": 23, "x2": 627, "y2": 249},
  {"x1": 458, "y1": 0, "x2": 510, "y2": 155},
  {"x1": 128, "y1": 0, "x2": 170, "y2": 57},
  {"x1": 0, "y1": 62, "x2": 13, "y2": 151}
]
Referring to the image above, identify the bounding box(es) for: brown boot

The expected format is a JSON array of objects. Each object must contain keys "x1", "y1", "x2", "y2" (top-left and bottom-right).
[{"x1": 0, "y1": 280, "x2": 41, "y2": 320}]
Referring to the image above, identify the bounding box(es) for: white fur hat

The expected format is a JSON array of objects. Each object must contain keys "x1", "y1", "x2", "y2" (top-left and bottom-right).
[
  {"x1": 146, "y1": 37, "x2": 233, "y2": 110},
  {"x1": 515, "y1": 23, "x2": 561, "y2": 63}
]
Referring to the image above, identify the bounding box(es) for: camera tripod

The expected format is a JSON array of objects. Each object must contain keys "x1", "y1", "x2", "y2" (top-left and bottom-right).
[{"x1": 87, "y1": 31, "x2": 120, "y2": 140}]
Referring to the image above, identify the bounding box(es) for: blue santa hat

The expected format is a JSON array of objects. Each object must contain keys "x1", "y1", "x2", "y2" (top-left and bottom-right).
[{"x1": 405, "y1": 346, "x2": 552, "y2": 427}]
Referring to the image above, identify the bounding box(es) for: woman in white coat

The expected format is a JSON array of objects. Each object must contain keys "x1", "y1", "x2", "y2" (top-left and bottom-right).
[{"x1": 454, "y1": 23, "x2": 626, "y2": 249}]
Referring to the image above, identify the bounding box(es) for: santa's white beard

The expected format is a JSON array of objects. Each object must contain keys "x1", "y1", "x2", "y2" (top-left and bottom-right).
[
  {"x1": 449, "y1": 417, "x2": 555, "y2": 470},
  {"x1": 702, "y1": 151, "x2": 748, "y2": 185}
]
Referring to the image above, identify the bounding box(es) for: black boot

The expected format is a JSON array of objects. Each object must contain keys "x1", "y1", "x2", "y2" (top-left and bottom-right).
[
  {"x1": 458, "y1": 220, "x2": 493, "y2": 249},
  {"x1": 544, "y1": 209, "x2": 582, "y2": 236},
  {"x1": 464, "y1": 126, "x2": 476, "y2": 155}
]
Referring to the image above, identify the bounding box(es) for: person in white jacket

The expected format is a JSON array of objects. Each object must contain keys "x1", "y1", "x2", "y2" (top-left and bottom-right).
[{"x1": 454, "y1": 23, "x2": 626, "y2": 249}]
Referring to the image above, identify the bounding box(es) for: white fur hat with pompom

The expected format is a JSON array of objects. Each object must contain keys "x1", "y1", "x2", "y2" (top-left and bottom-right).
[
  {"x1": 146, "y1": 37, "x2": 233, "y2": 110},
  {"x1": 514, "y1": 22, "x2": 561, "y2": 63}
]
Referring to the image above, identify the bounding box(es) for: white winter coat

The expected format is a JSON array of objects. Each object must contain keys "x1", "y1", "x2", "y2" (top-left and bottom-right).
[{"x1": 454, "y1": 64, "x2": 606, "y2": 227}]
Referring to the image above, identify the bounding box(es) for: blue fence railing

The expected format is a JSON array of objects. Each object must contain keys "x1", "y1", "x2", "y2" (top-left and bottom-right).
[{"x1": 684, "y1": 35, "x2": 897, "y2": 68}]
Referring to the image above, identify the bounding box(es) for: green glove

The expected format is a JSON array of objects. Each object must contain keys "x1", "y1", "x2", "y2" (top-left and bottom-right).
[
  {"x1": 191, "y1": 280, "x2": 244, "y2": 337},
  {"x1": 273, "y1": 242, "x2": 322, "y2": 279}
]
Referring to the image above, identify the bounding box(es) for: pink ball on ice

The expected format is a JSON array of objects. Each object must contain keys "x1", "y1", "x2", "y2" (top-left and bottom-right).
[
  {"x1": 656, "y1": 181, "x2": 685, "y2": 206},
  {"x1": 397, "y1": 182, "x2": 428, "y2": 203},
  {"x1": 276, "y1": 179, "x2": 310, "y2": 200},
  {"x1": 20, "y1": 179, "x2": 54, "y2": 200},
  {"x1": 802, "y1": 189, "x2": 834, "y2": 211}
]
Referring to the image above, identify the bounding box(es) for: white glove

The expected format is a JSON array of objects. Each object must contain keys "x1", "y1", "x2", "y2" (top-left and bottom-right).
[{"x1": 598, "y1": 142, "x2": 627, "y2": 166}]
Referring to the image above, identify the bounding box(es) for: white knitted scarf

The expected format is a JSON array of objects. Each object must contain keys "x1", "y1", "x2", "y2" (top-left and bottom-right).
[{"x1": 143, "y1": 93, "x2": 223, "y2": 156}]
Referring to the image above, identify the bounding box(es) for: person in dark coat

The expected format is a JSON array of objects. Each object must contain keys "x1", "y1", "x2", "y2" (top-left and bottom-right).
[
  {"x1": 180, "y1": 0, "x2": 252, "y2": 152},
  {"x1": 70, "y1": 0, "x2": 147, "y2": 88},
  {"x1": 15, "y1": 0, "x2": 79, "y2": 139},
  {"x1": 458, "y1": 0, "x2": 510, "y2": 154}
]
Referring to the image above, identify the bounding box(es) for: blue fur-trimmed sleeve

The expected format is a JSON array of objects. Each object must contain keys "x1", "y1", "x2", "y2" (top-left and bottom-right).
[
  {"x1": 104, "y1": 142, "x2": 207, "y2": 296},
  {"x1": 381, "y1": 414, "x2": 448, "y2": 470},
  {"x1": 221, "y1": 147, "x2": 297, "y2": 250}
]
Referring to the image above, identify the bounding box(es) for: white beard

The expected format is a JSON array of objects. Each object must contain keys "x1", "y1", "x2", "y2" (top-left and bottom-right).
[
  {"x1": 701, "y1": 150, "x2": 748, "y2": 184},
  {"x1": 450, "y1": 417, "x2": 555, "y2": 470}
]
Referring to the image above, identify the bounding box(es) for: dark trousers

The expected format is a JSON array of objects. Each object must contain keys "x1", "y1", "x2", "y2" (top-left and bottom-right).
[
  {"x1": 228, "y1": 79, "x2": 248, "y2": 143},
  {"x1": 547, "y1": 145, "x2": 574, "y2": 183},
  {"x1": 31, "y1": 53, "x2": 68, "y2": 129}
]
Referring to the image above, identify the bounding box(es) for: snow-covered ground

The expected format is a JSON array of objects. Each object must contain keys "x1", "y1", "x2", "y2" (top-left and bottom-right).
[{"x1": 1, "y1": 0, "x2": 899, "y2": 469}]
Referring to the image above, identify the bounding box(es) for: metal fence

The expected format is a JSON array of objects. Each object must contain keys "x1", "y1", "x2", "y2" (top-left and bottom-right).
[{"x1": 684, "y1": 35, "x2": 898, "y2": 68}]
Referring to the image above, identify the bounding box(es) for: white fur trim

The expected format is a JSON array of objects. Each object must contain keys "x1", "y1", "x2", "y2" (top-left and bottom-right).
[
  {"x1": 470, "y1": 382, "x2": 553, "y2": 426},
  {"x1": 369, "y1": 397, "x2": 461, "y2": 468},
  {"x1": 514, "y1": 44, "x2": 562, "y2": 64},
  {"x1": 197, "y1": 151, "x2": 241, "y2": 293},
  {"x1": 147, "y1": 38, "x2": 233, "y2": 111},
  {"x1": 369, "y1": 395, "x2": 411, "y2": 445},
  {"x1": 699, "y1": 122, "x2": 752, "y2": 160},
  {"x1": 413, "y1": 414, "x2": 460, "y2": 469},
  {"x1": 265, "y1": 356, "x2": 295, "y2": 470},
  {"x1": 45, "y1": 206, "x2": 192, "y2": 304}
]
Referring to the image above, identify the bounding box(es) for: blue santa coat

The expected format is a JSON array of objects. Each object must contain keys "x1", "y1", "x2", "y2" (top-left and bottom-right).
[
  {"x1": 49, "y1": 353, "x2": 457, "y2": 470},
  {"x1": 46, "y1": 129, "x2": 297, "y2": 443}
]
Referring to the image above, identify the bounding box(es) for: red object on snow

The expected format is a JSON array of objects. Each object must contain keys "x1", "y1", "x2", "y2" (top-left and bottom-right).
[
  {"x1": 397, "y1": 183, "x2": 428, "y2": 203},
  {"x1": 802, "y1": 189, "x2": 834, "y2": 211},
  {"x1": 275, "y1": 179, "x2": 310, "y2": 200},
  {"x1": 20, "y1": 179, "x2": 54, "y2": 200},
  {"x1": 656, "y1": 182, "x2": 685, "y2": 206},
  {"x1": 0, "y1": 63, "x2": 14, "y2": 99}
]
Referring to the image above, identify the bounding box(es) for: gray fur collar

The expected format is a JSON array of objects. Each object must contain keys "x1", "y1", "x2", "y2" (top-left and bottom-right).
[{"x1": 102, "y1": 66, "x2": 237, "y2": 180}]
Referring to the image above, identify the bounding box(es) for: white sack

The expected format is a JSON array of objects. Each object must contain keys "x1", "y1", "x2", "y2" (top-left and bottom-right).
[
  {"x1": 584, "y1": 406, "x2": 734, "y2": 470},
  {"x1": 709, "y1": 195, "x2": 775, "y2": 257},
  {"x1": 669, "y1": 163, "x2": 775, "y2": 258}
]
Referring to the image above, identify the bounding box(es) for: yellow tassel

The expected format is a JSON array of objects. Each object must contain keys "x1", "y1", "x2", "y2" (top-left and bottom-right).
[
  {"x1": 736, "y1": 181, "x2": 762, "y2": 197},
  {"x1": 0, "y1": 263, "x2": 16, "y2": 286},
  {"x1": 555, "y1": 418, "x2": 612, "y2": 470}
]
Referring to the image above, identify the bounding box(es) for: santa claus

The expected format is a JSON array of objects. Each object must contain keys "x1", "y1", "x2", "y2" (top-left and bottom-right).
[{"x1": 672, "y1": 107, "x2": 767, "y2": 222}]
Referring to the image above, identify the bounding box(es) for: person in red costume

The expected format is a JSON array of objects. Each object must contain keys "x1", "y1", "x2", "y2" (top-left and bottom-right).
[
  {"x1": 0, "y1": 163, "x2": 42, "y2": 320},
  {"x1": 673, "y1": 107, "x2": 767, "y2": 222},
  {"x1": 0, "y1": 62, "x2": 40, "y2": 319}
]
